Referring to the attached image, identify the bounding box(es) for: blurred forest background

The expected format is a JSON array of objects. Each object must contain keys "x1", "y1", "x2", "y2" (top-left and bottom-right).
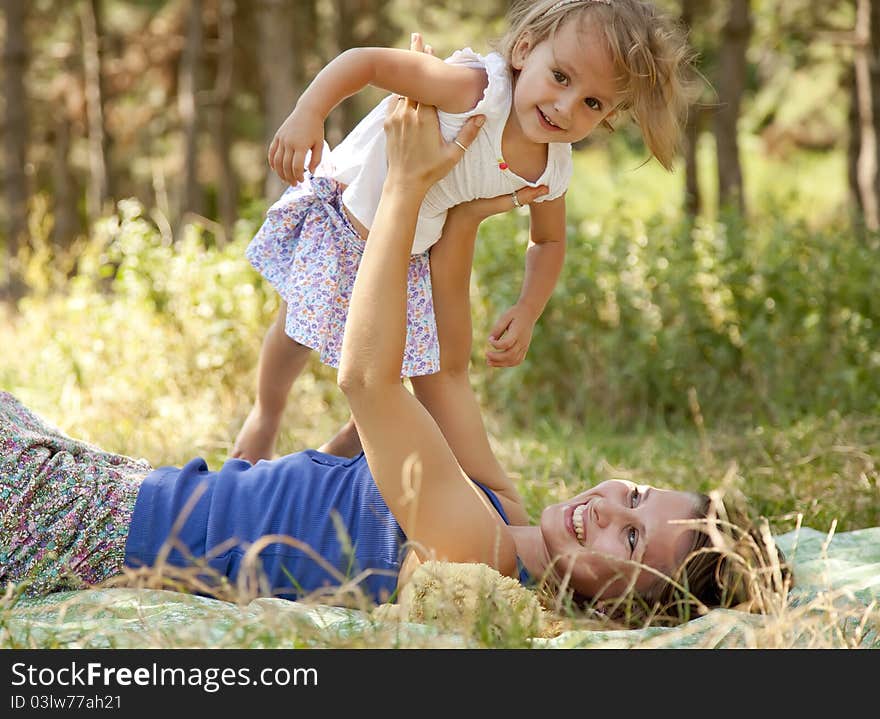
[{"x1": 1, "y1": 1, "x2": 878, "y2": 532}]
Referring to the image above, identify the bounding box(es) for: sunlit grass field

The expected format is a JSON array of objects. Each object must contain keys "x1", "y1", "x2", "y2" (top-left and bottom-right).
[{"x1": 1, "y1": 137, "x2": 878, "y2": 647}]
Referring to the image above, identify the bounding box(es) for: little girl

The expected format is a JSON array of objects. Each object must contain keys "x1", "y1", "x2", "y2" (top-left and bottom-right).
[{"x1": 235, "y1": 0, "x2": 695, "y2": 462}]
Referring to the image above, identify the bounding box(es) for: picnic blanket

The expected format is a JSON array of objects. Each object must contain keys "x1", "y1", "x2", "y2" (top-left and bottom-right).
[{"x1": 3, "y1": 526, "x2": 878, "y2": 649}]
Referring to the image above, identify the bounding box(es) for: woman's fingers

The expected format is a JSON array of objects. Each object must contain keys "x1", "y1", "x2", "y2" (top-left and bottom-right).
[
  {"x1": 462, "y1": 185, "x2": 549, "y2": 220},
  {"x1": 514, "y1": 185, "x2": 550, "y2": 206},
  {"x1": 451, "y1": 114, "x2": 484, "y2": 153}
]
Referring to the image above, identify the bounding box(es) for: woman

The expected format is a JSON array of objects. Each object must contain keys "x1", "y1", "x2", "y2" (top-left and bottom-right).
[{"x1": 0, "y1": 99, "x2": 785, "y2": 627}]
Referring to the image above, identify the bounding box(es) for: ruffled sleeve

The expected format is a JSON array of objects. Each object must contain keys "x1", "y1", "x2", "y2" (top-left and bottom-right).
[
  {"x1": 539, "y1": 142, "x2": 574, "y2": 203},
  {"x1": 439, "y1": 48, "x2": 511, "y2": 125}
]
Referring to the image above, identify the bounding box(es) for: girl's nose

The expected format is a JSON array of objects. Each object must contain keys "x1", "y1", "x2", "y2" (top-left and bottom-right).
[{"x1": 554, "y1": 92, "x2": 577, "y2": 119}]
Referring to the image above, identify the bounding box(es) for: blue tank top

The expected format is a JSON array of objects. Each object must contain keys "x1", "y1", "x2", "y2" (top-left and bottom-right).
[{"x1": 124, "y1": 450, "x2": 531, "y2": 604}]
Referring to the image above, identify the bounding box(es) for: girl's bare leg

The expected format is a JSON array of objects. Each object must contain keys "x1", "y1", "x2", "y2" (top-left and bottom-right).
[{"x1": 232, "y1": 301, "x2": 312, "y2": 462}]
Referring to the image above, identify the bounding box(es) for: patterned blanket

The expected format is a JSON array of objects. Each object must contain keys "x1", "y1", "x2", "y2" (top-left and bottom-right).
[{"x1": 3, "y1": 526, "x2": 878, "y2": 649}]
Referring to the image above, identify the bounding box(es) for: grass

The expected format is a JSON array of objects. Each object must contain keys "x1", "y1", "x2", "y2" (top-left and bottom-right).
[{"x1": 2, "y1": 301, "x2": 877, "y2": 647}]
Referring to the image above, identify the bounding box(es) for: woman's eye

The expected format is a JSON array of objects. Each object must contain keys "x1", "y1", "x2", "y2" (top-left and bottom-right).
[
  {"x1": 628, "y1": 527, "x2": 638, "y2": 553},
  {"x1": 630, "y1": 488, "x2": 641, "y2": 508},
  {"x1": 553, "y1": 70, "x2": 567, "y2": 84},
  {"x1": 585, "y1": 97, "x2": 601, "y2": 111}
]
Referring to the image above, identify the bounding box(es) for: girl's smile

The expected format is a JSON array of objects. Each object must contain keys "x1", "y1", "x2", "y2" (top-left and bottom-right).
[{"x1": 536, "y1": 107, "x2": 565, "y2": 132}]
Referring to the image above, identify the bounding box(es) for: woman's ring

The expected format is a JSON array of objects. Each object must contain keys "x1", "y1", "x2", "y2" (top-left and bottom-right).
[
  {"x1": 453, "y1": 140, "x2": 468, "y2": 152},
  {"x1": 511, "y1": 191, "x2": 522, "y2": 208}
]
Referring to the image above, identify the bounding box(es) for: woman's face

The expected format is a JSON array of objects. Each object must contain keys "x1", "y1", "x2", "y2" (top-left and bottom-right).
[{"x1": 539, "y1": 480, "x2": 702, "y2": 600}]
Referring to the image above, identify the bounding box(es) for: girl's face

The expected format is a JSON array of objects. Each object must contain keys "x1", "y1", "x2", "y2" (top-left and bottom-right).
[
  {"x1": 510, "y1": 17, "x2": 620, "y2": 145},
  {"x1": 539, "y1": 480, "x2": 702, "y2": 600}
]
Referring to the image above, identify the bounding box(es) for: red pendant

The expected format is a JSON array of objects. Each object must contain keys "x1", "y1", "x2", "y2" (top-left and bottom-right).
[{"x1": 498, "y1": 161, "x2": 509, "y2": 170}]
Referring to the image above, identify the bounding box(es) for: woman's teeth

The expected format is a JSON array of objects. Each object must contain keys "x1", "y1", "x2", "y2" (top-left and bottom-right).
[{"x1": 573, "y1": 503, "x2": 587, "y2": 545}]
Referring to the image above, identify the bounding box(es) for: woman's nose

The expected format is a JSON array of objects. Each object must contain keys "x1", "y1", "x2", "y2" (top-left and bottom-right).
[{"x1": 592, "y1": 497, "x2": 629, "y2": 528}]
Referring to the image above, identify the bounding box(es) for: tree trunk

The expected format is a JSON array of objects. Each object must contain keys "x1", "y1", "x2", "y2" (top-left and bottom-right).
[
  {"x1": 80, "y1": 0, "x2": 110, "y2": 224},
  {"x1": 681, "y1": 0, "x2": 701, "y2": 217},
  {"x1": 714, "y1": 0, "x2": 751, "y2": 215},
  {"x1": 331, "y1": 0, "x2": 396, "y2": 142},
  {"x1": 847, "y1": 65, "x2": 863, "y2": 221},
  {"x1": 853, "y1": 0, "x2": 880, "y2": 232},
  {"x1": 1, "y1": 0, "x2": 29, "y2": 299},
  {"x1": 255, "y1": 0, "x2": 305, "y2": 201},
  {"x1": 50, "y1": 105, "x2": 79, "y2": 252},
  {"x1": 178, "y1": 0, "x2": 204, "y2": 231},
  {"x1": 50, "y1": 44, "x2": 81, "y2": 252},
  {"x1": 212, "y1": 0, "x2": 237, "y2": 242}
]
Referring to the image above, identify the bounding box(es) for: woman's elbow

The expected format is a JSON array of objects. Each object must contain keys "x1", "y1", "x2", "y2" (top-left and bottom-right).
[
  {"x1": 338, "y1": 362, "x2": 402, "y2": 400},
  {"x1": 337, "y1": 363, "x2": 368, "y2": 397}
]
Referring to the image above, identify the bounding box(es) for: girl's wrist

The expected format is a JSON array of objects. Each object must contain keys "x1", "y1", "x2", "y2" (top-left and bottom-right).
[
  {"x1": 514, "y1": 298, "x2": 542, "y2": 324},
  {"x1": 293, "y1": 92, "x2": 327, "y2": 120}
]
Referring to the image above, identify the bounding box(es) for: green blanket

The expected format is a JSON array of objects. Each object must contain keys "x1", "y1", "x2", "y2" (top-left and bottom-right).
[{"x1": 3, "y1": 527, "x2": 878, "y2": 649}]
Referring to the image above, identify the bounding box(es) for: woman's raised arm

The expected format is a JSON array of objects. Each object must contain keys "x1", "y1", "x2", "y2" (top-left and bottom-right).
[
  {"x1": 411, "y1": 188, "x2": 548, "y2": 526},
  {"x1": 337, "y1": 100, "x2": 519, "y2": 574}
]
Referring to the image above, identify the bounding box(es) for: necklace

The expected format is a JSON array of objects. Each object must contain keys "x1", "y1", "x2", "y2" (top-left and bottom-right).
[
  {"x1": 482, "y1": 124, "x2": 514, "y2": 179},
  {"x1": 479, "y1": 123, "x2": 526, "y2": 207},
  {"x1": 480, "y1": 127, "x2": 522, "y2": 207}
]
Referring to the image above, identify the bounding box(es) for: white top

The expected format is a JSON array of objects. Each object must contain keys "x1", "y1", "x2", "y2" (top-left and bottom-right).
[{"x1": 323, "y1": 48, "x2": 573, "y2": 255}]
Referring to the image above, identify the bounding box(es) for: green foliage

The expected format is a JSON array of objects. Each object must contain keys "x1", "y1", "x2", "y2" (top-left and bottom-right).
[
  {"x1": 1, "y1": 198, "x2": 347, "y2": 467},
  {"x1": 469, "y1": 174, "x2": 880, "y2": 431}
]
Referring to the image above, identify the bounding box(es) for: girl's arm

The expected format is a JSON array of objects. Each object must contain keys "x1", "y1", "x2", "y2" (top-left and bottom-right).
[
  {"x1": 271, "y1": 37, "x2": 488, "y2": 186},
  {"x1": 411, "y1": 187, "x2": 548, "y2": 526},
  {"x1": 337, "y1": 101, "x2": 518, "y2": 573},
  {"x1": 486, "y1": 196, "x2": 567, "y2": 367}
]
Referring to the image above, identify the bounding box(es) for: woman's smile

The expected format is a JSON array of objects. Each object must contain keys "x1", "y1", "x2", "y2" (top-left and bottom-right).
[
  {"x1": 571, "y1": 501, "x2": 590, "y2": 544},
  {"x1": 566, "y1": 497, "x2": 592, "y2": 545}
]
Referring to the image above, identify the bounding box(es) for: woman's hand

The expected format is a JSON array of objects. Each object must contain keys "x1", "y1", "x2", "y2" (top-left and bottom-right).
[
  {"x1": 451, "y1": 185, "x2": 550, "y2": 225},
  {"x1": 383, "y1": 97, "x2": 483, "y2": 193}
]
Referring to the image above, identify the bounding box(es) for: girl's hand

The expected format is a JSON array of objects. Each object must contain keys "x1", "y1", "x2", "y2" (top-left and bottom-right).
[
  {"x1": 268, "y1": 106, "x2": 325, "y2": 186},
  {"x1": 486, "y1": 304, "x2": 537, "y2": 367}
]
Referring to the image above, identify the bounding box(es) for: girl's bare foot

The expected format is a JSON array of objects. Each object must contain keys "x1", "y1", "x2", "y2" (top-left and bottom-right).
[
  {"x1": 232, "y1": 407, "x2": 281, "y2": 463},
  {"x1": 317, "y1": 416, "x2": 363, "y2": 458}
]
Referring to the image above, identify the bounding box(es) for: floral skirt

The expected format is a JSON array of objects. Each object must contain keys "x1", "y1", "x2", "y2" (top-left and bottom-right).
[
  {"x1": 0, "y1": 391, "x2": 152, "y2": 597},
  {"x1": 245, "y1": 175, "x2": 441, "y2": 377}
]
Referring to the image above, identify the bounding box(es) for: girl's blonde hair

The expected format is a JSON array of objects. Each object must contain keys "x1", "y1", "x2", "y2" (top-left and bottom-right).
[{"x1": 496, "y1": 0, "x2": 699, "y2": 170}]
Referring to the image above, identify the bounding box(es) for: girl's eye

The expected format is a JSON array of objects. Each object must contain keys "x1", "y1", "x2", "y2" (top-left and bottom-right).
[
  {"x1": 628, "y1": 527, "x2": 638, "y2": 554},
  {"x1": 553, "y1": 70, "x2": 568, "y2": 84},
  {"x1": 585, "y1": 97, "x2": 602, "y2": 111},
  {"x1": 630, "y1": 487, "x2": 641, "y2": 508}
]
